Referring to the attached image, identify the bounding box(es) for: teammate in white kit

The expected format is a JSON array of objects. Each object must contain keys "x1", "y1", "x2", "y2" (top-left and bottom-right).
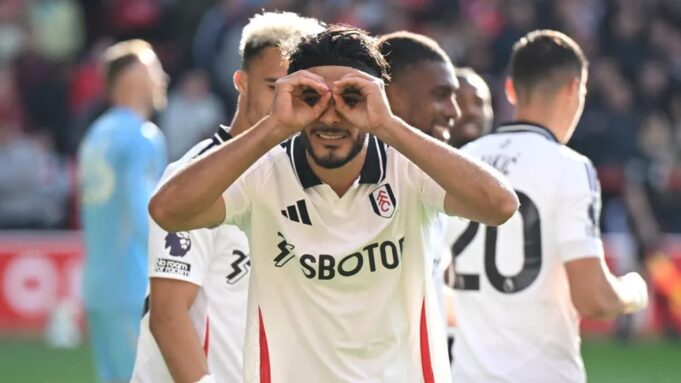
[
  {"x1": 150, "y1": 26, "x2": 518, "y2": 382},
  {"x1": 377, "y1": 31, "x2": 461, "y2": 329},
  {"x1": 446, "y1": 30, "x2": 649, "y2": 383},
  {"x1": 131, "y1": 12, "x2": 323, "y2": 383}
]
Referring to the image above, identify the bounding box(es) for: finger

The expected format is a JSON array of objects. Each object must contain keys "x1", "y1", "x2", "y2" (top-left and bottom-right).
[
  {"x1": 332, "y1": 91, "x2": 348, "y2": 112},
  {"x1": 287, "y1": 70, "x2": 329, "y2": 88},
  {"x1": 280, "y1": 75, "x2": 330, "y2": 95},
  {"x1": 311, "y1": 91, "x2": 333, "y2": 116},
  {"x1": 332, "y1": 91, "x2": 361, "y2": 119},
  {"x1": 333, "y1": 77, "x2": 378, "y2": 95},
  {"x1": 295, "y1": 69, "x2": 328, "y2": 83}
]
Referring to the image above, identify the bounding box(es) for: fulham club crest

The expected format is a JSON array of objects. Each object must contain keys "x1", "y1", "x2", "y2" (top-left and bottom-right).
[{"x1": 370, "y1": 184, "x2": 397, "y2": 218}]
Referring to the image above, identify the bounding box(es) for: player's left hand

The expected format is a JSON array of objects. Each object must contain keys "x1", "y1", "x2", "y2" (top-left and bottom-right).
[{"x1": 332, "y1": 70, "x2": 395, "y2": 134}]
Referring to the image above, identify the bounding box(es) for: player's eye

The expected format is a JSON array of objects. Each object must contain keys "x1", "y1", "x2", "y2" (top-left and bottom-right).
[
  {"x1": 301, "y1": 88, "x2": 321, "y2": 106},
  {"x1": 435, "y1": 89, "x2": 454, "y2": 101},
  {"x1": 341, "y1": 87, "x2": 362, "y2": 107}
]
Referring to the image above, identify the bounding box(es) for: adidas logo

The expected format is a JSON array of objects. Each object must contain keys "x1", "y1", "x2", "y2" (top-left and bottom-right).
[{"x1": 281, "y1": 199, "x2": 312, "y2": 225}]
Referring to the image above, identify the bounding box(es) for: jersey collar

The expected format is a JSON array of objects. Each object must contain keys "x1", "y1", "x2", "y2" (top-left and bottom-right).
[
  {"x1": 283, "y1": 134, "x2": 388, "y2": 189},
  {"x1": 214, "y1": 124, "x2": 233, "y2": 143},
  {"x1": 197, "y1": 125, "x2": 233, "y2": 157},
  {"x1": 495, "y1": 121, "x2": 559, "y2": 143}
]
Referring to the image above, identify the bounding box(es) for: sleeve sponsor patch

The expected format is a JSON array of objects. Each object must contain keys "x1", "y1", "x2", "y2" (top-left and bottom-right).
[{"x1": 155, "y1": 258, "x2": 191, "y2": 277}]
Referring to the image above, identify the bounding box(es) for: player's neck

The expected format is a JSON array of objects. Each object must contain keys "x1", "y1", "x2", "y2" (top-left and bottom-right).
[
  {"x1": 515, "y1": 106, "x2": 567, "y2": 143},
  {"x1": 306, "y1": 147, "x2": 368, "y2": 198},
  {"x1": 112, "y1": 95, "x2": 150, "y2": 120},
  {"x1": 229, "y1": 108, "x2": 251, "y2": 137}
]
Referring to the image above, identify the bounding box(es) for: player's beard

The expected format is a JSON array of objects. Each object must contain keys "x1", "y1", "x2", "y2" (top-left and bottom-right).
[{"x1": 300, "y1": 130, "x2": 367, "y2": 169}]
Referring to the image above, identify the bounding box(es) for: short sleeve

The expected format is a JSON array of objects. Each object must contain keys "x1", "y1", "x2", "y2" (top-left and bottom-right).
[
  {"x1": 148, "y1": 215, "x2": 213, "y2": 286},
  {"x1": 403, "y1": 154, "x2": 446, "y2": 216},
  {"x1": 556, "y1": 158, "x2": 604, "y2": 262},
  {"x1": 220, "y1": 153, "x2": 274, "y2": 229},
  {"x1": 221, "y1": 175, "x2": 253, "y2": 229}
]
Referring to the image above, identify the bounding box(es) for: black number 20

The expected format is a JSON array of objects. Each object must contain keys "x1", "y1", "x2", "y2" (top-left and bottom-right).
[{"x1": 452, "y1": 191, "x2": 542, "y2": 293}]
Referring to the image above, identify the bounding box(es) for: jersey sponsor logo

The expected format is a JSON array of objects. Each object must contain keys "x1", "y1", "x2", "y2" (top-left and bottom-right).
[
  {"x1": 155, "y1": 258, "x2": 191, "y2": 277},
  {"x1": 272, "y1": 233, "x2": 405, "y2": 280},
  {"x1": 370, "y1": 184, "x2": 396, "y2": 218},
  {"x1": 281, "y1": 199, "x2": 312, "y2": 225},
  {"x1": 299, "y1": 237, "x2": 405, "y2": 280},
  {"x1": 164, "y1": 232, "x2": 192, "y2": 257},
  {"x1": 274, "y1": 232, "x2": 295, "y2": 267},
  {"x1": 226, "y1": 249, "x2": 251, "y2": 285}
]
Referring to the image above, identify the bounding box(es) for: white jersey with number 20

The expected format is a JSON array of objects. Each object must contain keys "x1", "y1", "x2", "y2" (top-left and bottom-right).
[{"x1": 447, "y1": 123, "x2": 603, "y2": 383}]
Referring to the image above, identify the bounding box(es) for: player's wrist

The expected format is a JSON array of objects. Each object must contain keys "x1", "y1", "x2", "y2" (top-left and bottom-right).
[
  {"x1": 618, "y1": 272, "x2": 649, "y2": 314},
  {"x1": 370, "y1": 115, "x2": 407, "y2": 146},
  {"x1": 261, "y1": 115, "x2": 298, "y2": 143}
]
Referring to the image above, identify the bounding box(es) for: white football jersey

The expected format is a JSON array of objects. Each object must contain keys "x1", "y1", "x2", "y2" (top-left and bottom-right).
[
  {"x1": 447, "y1": 123, "x2": 603, "y2": 383},
  {"x1": 222, "y1": 134, "x2": 452, "y2": 382},
  {"x1": 132, "y1": 127, "x2": 250, "y2": 383}
]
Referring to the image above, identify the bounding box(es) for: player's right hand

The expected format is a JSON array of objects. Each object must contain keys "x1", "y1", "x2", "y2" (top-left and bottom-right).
[
  {"x1": 619, "y1": 272, "x2": 649, "y2": 314},
  {"x1": 270, "y1": 70, "x2": 331, "y2": 135}
]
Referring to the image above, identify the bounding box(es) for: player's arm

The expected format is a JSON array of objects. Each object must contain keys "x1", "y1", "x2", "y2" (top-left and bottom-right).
[
  {"x1": 565, "y1": 258, "x2": 648, "y2": 320},
  {"x1": 148, "y1": 278, "x2": 208, "y2": 383},
  {"x1": 383, "y1": 118, "x2": 516, "y2": 225},
  {"x1": 332, "y1": 71, "x2": 518, "y2": 226},
  {"x1": 149, "y1": 71, "x2": 331, "y2": 232},
  {"x1": 559, "y1": 161, "x2": 647, "y2": 320}
]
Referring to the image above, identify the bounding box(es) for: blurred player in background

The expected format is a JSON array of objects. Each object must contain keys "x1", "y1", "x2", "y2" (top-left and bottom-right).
[
  {"x1": 448, "y1": 67, "x2": 494, "y2": 149},
  {"x1": 443, "y1": 67, "x2": 495, "y2": 359},
  {"x1": 78, "y1": 40, "x2": 168, "y2": 383},
  {"x1": 378, "y1": 31, "x2": 459, "y2": 144},
  {"x1": 446, "y1": 30, "x2": 649, "y2": 383},
  {"x1": 131, "y1": 12, "x2": 323, "y2": 383},
  {"x1": 378, "y1": 31, "x2": 461, "y2": 330},
  {"x1": 149, "y1": 26, "x2": 518, "y2": 382}
]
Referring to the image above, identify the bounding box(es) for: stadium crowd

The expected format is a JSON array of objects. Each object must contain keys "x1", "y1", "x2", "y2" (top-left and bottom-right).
[{"x1": 1, "y1": 0, "x2": 680, "y2": 253}]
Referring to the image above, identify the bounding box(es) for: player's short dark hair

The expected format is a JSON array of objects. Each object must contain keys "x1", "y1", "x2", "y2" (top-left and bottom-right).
[
  {"x1": 102, "y1": 39, "x2": 153, "y2": 93},
  {"x1": 377, "y1": 31, "x2": 453, "y2": 80},
  {"x1": 510, "y1": 30, "x2": 587, "y2": 96},
  {"x1": 284, "y1": 25, "x2": 390, "y2": 82}
]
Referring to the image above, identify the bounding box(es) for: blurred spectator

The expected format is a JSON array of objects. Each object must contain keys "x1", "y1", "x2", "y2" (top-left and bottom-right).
[
  {"x1": 624, "y1": 111, "x2": 681, "y2": 339},
  {"x1": 0, "y1": 66, "x2": 25, "y2": 134},
  {"x1": 67, "y1": 39, "x2": 111, "y2": 153},
  {"x1": 0, "y1": 129, "x2": 71, "y2": 228},
  {"x1": 13, "y1": 41, "x2": 71, "y2": 153},
  {"x1": 192, "y1": 0, "x2": 257, "y2": 113},
  {"x1": 160, "y1": 69, "x2": 224, "y2": 161},
  {"x1": 0, "y1": 0, "x2": 28, "y2": 65},
  {"x1": 625, "y1": 113, "x2": 681, "y2": 249},
  {"x1": 27, "y1": 0, "x2": 85, "y2": 63},
  {"x1": 110, "y1": 0, "x2": 161, "y2": 32}
]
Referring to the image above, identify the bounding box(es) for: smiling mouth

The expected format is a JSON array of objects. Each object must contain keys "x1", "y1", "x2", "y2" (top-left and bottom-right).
[{"x1": 313, "y1": 129, "x2": 350, "y2": 140}]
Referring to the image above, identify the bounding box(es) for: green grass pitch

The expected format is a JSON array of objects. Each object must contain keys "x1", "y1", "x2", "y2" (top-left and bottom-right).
[{"x1": 0, "y1": 336, "x2": 679, "y2": 382}]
